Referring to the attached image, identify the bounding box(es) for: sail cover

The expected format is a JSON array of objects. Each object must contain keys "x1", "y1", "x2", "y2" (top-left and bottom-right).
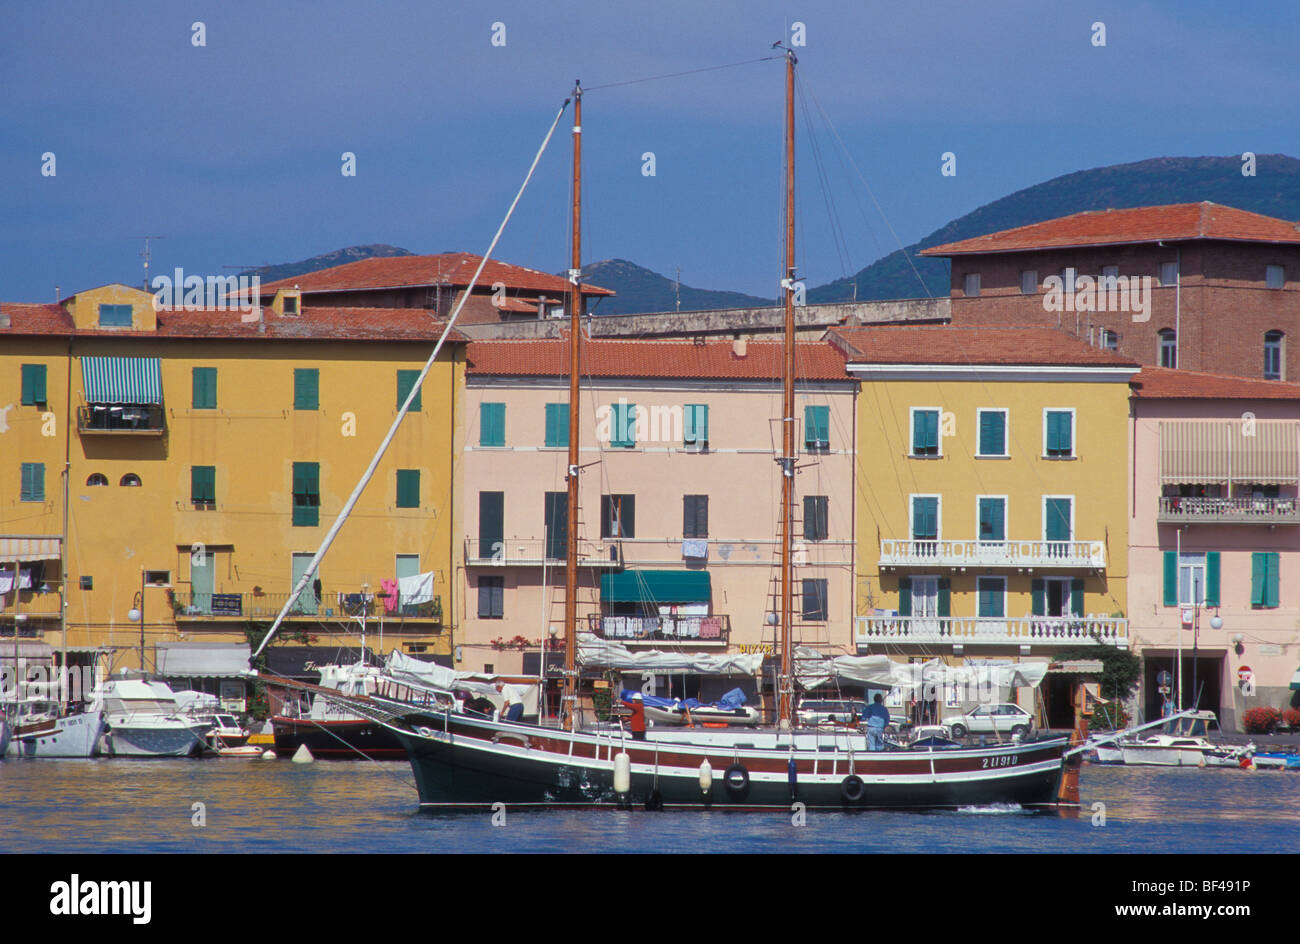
[
  {"x1": 384, "y1": 650, "x2": 539, "y2": 715},
  {"x1": 795, "y1": 649, "x2": 1048, "y2": 693},
  {"x1": 577, "y1": 633, "x2": 763, "y2": 675}
]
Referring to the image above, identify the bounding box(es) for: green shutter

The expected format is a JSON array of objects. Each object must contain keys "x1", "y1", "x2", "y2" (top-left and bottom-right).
[
  {"x1": 1045, "y1": 498, "x2": 1071, "y2": 542},
  {"x1": 294, "y1": 369, "x2": 319, "y2": 410},
  {"x1": 684, "y1": 404, "x2": 708, "y2": 447},
  {"x1": 979, "y1": 498, "x2": 1004, "y2": 541},
  {"x1": 937, "y1": 578, "x2": 950, "y2": 618},
  {"x1": 897, "y1": 577, "x2": 912, "y2": 617},
  {"x1": 1251, "y1": 552, "x2": 1267, "y2": 607},
  {"x1": 1031, "y1": 578, "x2": 1045, "y2": 616},
  {"x1": 292, "y1": 462, "x2": 320, "y2": 526},
  {"x1": 479, "y1": 492, "x2": 505, "y2": 559},
  {"x1": 1265, "y1": 552, "x2": 1280, "y2": 608},
  {"x1": 1205, "y1": 551, "x2": 1220, "y2": 607},
  {"x1": 396, "y1": 469, "x2": 420, "y2": 508},
  {"x1": 480, "y1": 402, "x2": 505, "y2": 446},
  {"x1": 979, "y1": 411, "x2": 1005, "y2": 456},
  {"x1": 21, "y1": 364, "x2": 47, "y2": 405},
  {"x1": 397, "y1": 370, "x2": 422, "y2": 412},
  {"x1": 191, "y1": 466, "x2": 216, "y2": 505},
  {"x1": 192, "y1": 367, "x2": 217, "y2": 410},
  {"x1": 805, "y1": 406, "x2": 829, "y2": 448},
  {"x1": 545, "y1": 403, "x2": 569, "y2": 447},
  {"x1": 612, "y1": 403, "x2": 636, "y2": 447},
  {"x1": 20, "y1": 462, "x2": 45, "y2": 502},
  {"x1": 1047, "y1": 411, "x2": 1073, "y2": 455},
  {"x1": 1070, "y1": 578, "x2": 1085, "y2": 617},
  {"x1": 1162, "y1": 551, "x2": 1178, "y2": 606}
]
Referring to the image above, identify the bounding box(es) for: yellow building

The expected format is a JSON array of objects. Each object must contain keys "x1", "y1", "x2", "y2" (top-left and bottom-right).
[
  {"x1": 1, "y1": 284, "x2": 464, "y2": 693},
  {"x1": 829, "y1": 325, "x2": 1140, "y2": 723}
]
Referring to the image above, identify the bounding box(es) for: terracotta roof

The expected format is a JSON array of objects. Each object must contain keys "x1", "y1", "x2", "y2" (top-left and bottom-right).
[
  {"x1": 467, "y1": 338, "x2": 852, "y2": 381},
  {"x1": 257, "y1": 253, "x2": 615, "y2": 297},
  {"x1": 496, "y1": 297, "x2": 539, "y2": 313},
  {"x1": 828, "y1": 324, "x2": 1141, "y2": 368},
  {"x1": 1131, "y1": 366, "x2": 1300, "y2": 400},
  {"x1": 0, "y1": 302, "x2": 74, "y2": 337},
  {"x1": 920, "y1": 202, "x2": 1300, "y2": 256}
]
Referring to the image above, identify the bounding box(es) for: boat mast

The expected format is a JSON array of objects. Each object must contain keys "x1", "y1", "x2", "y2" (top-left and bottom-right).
[
  {"x1": 778, "y1": 47, "x2": 797, "y2": 728},
  {"x1": 563, "y1": 81, "x2": 583, "y2": 730}
]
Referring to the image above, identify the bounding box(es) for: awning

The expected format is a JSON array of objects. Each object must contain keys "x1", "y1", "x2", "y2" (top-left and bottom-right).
[
  {"x1": 154, "y1": 642, "x2": 251, "y2": 678},
  {"x1": 263, "y1": 646, "x2": 377, "y2": 680},
  {"x1": 1160, "y1": 420, "x2": 1299, "y2": 485},
  {"x1": 81, "y1": 356, "x2": 163, "y2": 404},
  {"x1": 0, "y1": 641, "x2": 54, "y2": 663},
  {"x1": 0, "y1": 536, "x2": 61, "y2": 564},
  {"x1": 600, "y1": 570, "x2": 711, "y2": 604},
  {"x1": 576, "y1": 634, "x2": 762, "y2": 675}
]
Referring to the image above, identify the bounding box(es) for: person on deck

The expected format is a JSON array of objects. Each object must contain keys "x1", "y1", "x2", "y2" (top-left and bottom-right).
[
  {"x1": 495, "y1": 680, "x2": 526, "y2": 722},
  {"x1": 625, "y1": 692, "x2": 647, "y2": 740},
  {"x1": 864, "y1": 693, "x2": 890, "y2": 751}
]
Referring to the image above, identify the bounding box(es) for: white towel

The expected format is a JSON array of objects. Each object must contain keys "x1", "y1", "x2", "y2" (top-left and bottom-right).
[
  {"x1": 681, "y1": 540, "x2": 708, "y2": 558},
  {"x1": 0, "y1": 570, "x2": 33, "y2": 594},
  {"x1": 398, "y1": 571, "x2": 435, "y2": 606}
]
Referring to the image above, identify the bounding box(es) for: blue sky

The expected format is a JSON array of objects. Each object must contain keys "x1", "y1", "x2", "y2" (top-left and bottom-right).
[{"x1": 4, "y1": 0, "x2": 1300, "y2": 302}]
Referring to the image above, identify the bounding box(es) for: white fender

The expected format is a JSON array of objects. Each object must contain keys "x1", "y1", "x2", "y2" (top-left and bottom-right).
[
  {"x1": 614, "y1": 751, "x2": 631, "y2": 794},
  {"x1": 699, "y1": 759, "x2": 713, "y2": 792}
]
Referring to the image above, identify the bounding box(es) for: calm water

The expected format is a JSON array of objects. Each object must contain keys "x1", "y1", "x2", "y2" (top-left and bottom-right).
[{"x1": 1, "y1": 758, "x2": 1298, "y2": 854}]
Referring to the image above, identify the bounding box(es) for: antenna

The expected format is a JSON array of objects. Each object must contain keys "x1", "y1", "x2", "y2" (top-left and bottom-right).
[
  {"x1": 133, "y1": 236, "x2": 166, "y2": 290},
  {"x1": 675, "y1": 267, "x2": 681, "y2": 312}
]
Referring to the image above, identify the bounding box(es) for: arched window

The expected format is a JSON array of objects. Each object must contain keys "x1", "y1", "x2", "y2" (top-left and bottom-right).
[
  {"x1": 86, "y1": 473, "x2": 108, "y2": 487},
  {"x1": 1157, "y1": 329, "x2": 1177, "y2": 369},
  {"x1": 120, "y1": 473, "x2": 142, "y2": 487},
  {"x1": 1265, "y1": 330, "x2": 1285, "y2": 380}
]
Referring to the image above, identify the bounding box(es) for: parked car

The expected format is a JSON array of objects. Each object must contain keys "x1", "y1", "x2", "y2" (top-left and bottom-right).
[
  {"x1": 797, "y1": 699, "x2": 868, "y2": 726},
  {"x1": 943, "y1": 703, "x2": 1034, "y2": 738}
]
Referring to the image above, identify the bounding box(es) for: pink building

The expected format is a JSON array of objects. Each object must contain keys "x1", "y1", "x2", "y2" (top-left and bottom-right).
[
  {"x1": 456, "y1": 337, "x2": 856, "y2": 710},
  {"x1": 1129, "y1": 367, "x2": 1300, "y2": 730}
]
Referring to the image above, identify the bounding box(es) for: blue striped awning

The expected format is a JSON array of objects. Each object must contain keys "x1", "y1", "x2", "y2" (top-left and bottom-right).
[{"x1": 81, "y1": 357, "x2": 162, "y2": 404}]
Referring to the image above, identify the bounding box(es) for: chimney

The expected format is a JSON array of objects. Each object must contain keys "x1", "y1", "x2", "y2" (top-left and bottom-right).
[{"x1": 732, "y1": 337, "x2": 747, "y2": 358}]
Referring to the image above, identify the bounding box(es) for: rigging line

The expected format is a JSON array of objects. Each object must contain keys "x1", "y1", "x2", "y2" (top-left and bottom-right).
[
  {"x1": 253, "y1": 98, "x2": 572, "y2": 660},
  {"x1": 796, "y1": 76, "x2": 852, "y2": 280},
  {"x1": 800, "y1": 77, "x2": 937, "y2": 300},
  {"x1": 583, "y1": 55, "x2": 781, "y2": 92}
]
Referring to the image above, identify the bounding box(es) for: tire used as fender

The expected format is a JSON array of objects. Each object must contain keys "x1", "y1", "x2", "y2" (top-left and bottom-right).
[
  {"x1": 841, "y1": 774, "x2": 866, "y2": 804},
  {"x1": 723, "y1": 763, "x2": 750, "y2": 799}
]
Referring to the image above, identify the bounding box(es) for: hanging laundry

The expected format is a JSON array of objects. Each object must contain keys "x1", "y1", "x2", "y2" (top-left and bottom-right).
[
  {"x1": 0, "y1": 569, "x2": 34, "y2": 595},
  {"x1": 398, "y1": 571, "x2": 435, "y2": 607},
  {"x1": 381, "y1": 578, "x2": 400, "y2": 614},
  {"x1": 681, "y1": 539, "x2": 708, "y2": 559}
]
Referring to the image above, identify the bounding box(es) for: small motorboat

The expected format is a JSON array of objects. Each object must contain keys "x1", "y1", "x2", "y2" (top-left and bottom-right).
[
  {"x1": 1111, "y1": 712, "x2": 1252, "y2": 767},
  {"x1": 620, "y1": 689, "x2": 760, "y2": 727}
]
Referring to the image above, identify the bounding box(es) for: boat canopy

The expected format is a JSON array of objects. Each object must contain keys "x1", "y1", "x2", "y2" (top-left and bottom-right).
[
  {"x1": 795, "y1": 649, "x2": 1048, "y2": 692},
  {"x1": 600, "y1": 570, "x2": 710, "y2": 604},
  {"x1": 577, "y1": 633, "x2": 762, "y2": 675},
  {"x1": 384, "y1": 650, "x2": 540, "y2": 714}
]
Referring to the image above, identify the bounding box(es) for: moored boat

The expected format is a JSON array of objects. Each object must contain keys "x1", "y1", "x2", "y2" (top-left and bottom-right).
[{"x1": 94, "y1": 679, "x2": 211, "y2": 757}]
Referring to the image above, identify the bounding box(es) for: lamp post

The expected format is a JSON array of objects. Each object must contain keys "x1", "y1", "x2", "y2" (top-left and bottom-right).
[{"x1": 128, "y1": 572, "x2": 145, "y2": 672}]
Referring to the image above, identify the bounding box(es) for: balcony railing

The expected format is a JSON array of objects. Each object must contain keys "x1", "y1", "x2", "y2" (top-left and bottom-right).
[
  {"x1": 855, "y1": 615, "x2": 1128, "y2": 648},
  {"x1": 173, "y1": 590, "x2": 442, "y2": 624},
  {"x1": 1157, "y1": 496, "x2": 1300, "y2": 525},
  {"x1": 1, "y1": 583, "x2": 64, "y2": 620},
  {"x1": 587, "y1": 613, "x2": 730, "y2": 644},
  {"x1": 77, "y1": 403, "x2": 166, "y2": 435},
  {"x1": 465, "y1": 537, "x2": 624, "y2": 568},
  {"x1": 879, "y1": 538, "x2": 1106, "y2": 570}
]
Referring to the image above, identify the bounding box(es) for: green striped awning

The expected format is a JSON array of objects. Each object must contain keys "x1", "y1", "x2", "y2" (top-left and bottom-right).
[
  {"x1": 600, "y1": 570, "x2": 711, "y2": 604},
  {"x1": 81, "y1": 356, "x2": 163, "y2": 404}
]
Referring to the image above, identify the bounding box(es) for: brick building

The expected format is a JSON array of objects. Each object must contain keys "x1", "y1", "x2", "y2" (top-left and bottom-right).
[{"x1": 922, "y1": 202, "x2": 1300, "y2": 382}]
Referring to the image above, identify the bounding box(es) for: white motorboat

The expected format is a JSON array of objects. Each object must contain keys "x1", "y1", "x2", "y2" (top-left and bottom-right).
[
  {"x1": 94, "y1": 679, "x2": 211, "y2": 757},
  {"x1": 0, "y1": 714, "x2": 10, "y2": 758},
  {"x1": 5, "y1": 698, "x2": 105, "y2": 758},
  {"x1": 1109, "y1": 712, "x2": 1252, "y2": 767},
  {"x1": 173, "y1": 690, "x2": 251, "y2": 751}
]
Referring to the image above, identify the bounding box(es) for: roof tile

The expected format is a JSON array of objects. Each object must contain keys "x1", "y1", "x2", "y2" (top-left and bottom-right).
[
  {"x1": 1130, "y1": 366, "x2": 1300, "y2": 400},
  {"x1": 828, "y1": 324, "x2": 1141, "y2": 367}
]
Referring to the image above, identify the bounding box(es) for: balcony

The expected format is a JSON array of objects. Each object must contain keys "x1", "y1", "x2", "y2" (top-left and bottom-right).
[
  {"x1": 77, "y1": 403, "x2": 166, "y2": 435},
  {"x1": 1, "y1": 584, "x2": 64, "y2": 621},
  {"x1": 464, "y1": 537, "x2": 624, "y2": 568},
  {"x1": 172, "y1": 590, "x2": 442, "y2": 625},
  {"x1": 879, "y1": 539, "x2": 1106, "y2": 570},
  {"x1": 855, "y1": 615, "x2": 1128, "y2": 649},
  {"x1": 587, "y1": 613, "x2": 731, "y2": 646},
  {"x1": 1157, "y1": 496, "x2": 1300, "y2": 525}
]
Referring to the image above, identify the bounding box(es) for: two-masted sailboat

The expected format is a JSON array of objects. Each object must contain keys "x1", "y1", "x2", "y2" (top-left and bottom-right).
[{"x1": 378, "y1": 50, "x2": 1084, "y2": 810}]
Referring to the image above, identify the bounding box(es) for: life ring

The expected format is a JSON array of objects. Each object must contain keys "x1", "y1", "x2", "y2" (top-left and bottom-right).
[
  {"x1": 841, "y1": 774, "x2": 866, "y2": 804},
  {"x1": 723, "y1": 763, "x2": 750, "y2": 799}
]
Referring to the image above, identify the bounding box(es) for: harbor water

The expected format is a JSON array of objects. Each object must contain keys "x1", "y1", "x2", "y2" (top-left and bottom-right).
[{"x1": 1, "y1": 758, "x2": 1298, "y2": 853}]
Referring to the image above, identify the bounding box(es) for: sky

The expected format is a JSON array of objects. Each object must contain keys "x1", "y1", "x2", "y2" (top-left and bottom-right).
[{"x1": 4, "y1": 0, "x2": 1300, "y2": 303}]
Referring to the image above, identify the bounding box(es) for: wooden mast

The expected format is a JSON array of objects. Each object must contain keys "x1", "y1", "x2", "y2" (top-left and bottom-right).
[
  {"x1": 563, "y1": 81, "x2": 583, "y2": 730},
  {"x1": 778, "y1": 48, "x2": 797, "y2": 728}
]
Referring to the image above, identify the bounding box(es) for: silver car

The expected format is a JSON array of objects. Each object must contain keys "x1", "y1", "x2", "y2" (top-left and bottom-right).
[{"x1": 943, "y1": 703, "x2": 1034, "y2": 738}]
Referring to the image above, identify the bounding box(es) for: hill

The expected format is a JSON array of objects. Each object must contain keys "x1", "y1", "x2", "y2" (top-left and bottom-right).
[
  {"x1": 239, "y1": 244, "x2": 413, "y2": 283},
  {"x1": 579, "y1": 259, "x2": 773, "y2": 315}
]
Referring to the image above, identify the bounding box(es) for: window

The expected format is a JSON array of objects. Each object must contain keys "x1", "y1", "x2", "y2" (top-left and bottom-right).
[
  {"x1": 1020, "y1": 271, "x2": 1037, "y2": 295},
  {"x1": 1162, "y1": 551, "x2": 1220, "y2": 607},
  {"x1": 396, "y1": 469, "x2": 420, "y2": 508},
  {"x1": 911, "y1": 408, "x2": 940, "y2": 457},
  {"x1": 283, "y1": 293, "x2": 299, "y2": 315},
  {"x1": 86, "y1": 473, "x2": 108, "y2": 487},
  {"x1": 144, "y1": 570, "x2": 170, "y2": 586},
  {"x1": 684, "y1": 403, "x2": 709, "y2": 451},
  {"x1": 1101, "y1": 265, "x2": 1119, "y2": 280},
  {"x1": 1100, "y1": 329, "x2": 1119, "y2": 351},
  {"x1": 292, "y1": 462, "x2": 320, "y2": 526},
  {"x1": 1032, "y1": 577, "x2": 1084, "y2": 617},
  {"x1": 20, "y1": 463, "x2": 44, "y2": 502},
  {"x1": 804, "y1": 405, "x2": 829, "y2": 451},
  {"x1": 1159, "y1": 262, "x2": 1178, "y2": 287},
  {"x1": 97, "y1": 304, "x2": 132, "y2": 327},
  {"x1": 610, "y1": 402, "x2": 637, "y2": 448},
  {"x1": 396, "y1": 370, "x2": 422, "y2": 412},
  {"x1": 1158, "y1": 329, "x2": 1177, "y2": 369},
  {"x1": 479, "y1": 492, "x2": 504, "y2": 560},
  {"x1": 897, "y1": 575, "x2": 948, "y2": 618},
  {"x1": 1044, "y1": 497, "x2": 1072, "y2": 554},
  {"x1": 911, "y1": 496, "x2": 939, "y2": 554},
  {"x1": 977, "y1": 409, "x2": 1007, "y2": 457},
  {"x1": 963, "y1": 273, "x2": 981, "y2": 297},
  {"x1": 293, "y1": 368, "x2": 319, "y2": 410},
  {"x1": 544, "y1": 492, "x2": 567, "y2": 560},
  {"x1": 977, "y1": 497, "x2": 1005, "y2": 543},
  {"x1": 191, "y1": 466, "x2": 216, "y2": 508},
  {"x1": 192, "y1": 367, "x2": 217, "y2": 410},
  {"x1": 1266, "y1": 265, "x2": 1285, "y2": 289},
  {"x1": 1251, "y1": 552, "x2": 1280, "y2": 608},
  {"x1": 803, "y1": 495, "x2": 829, "y2": 541},
  {"x1": 977, "y1": 576, "x2": 1005, "y2": 618},
  {"x1": 544, "y1": 403, "x2": 569, "y2": 447},
  {"x1": 801, "y1": 578, "x2": 828, "y2": 621},
  {"x1": 395, "y1": 554, "x2": 420, "y2": 615},
  {"x1": 1265, "y1": 331, "x2": 1284, "y2": 381},
  {"x1": 120, "y1": 473, "x2": 141, "y2": 487},
  {"x1": 601, "y1": 494, "x2": 636, "y2": 538},
  {"x1": 20, "y1": 364, "x2": 47, "y2": 406},
  {"x1": 1044, "y1": 410, "x2": 1074, "y2": 458},
  {"x1": 478, "y1": 576, "x2": 505, "y2": 619},
  {"x1": 683, "y1": 494, "x2": 709, "y2": 539},
  {"x1": 479, "y1": 402, "x2": 505, "y2": 446}
]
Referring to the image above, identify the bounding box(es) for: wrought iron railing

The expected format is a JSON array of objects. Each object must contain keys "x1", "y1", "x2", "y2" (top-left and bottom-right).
[
  {"x1": 172, "y1": 590, "x2": 442, "y2": 623},
  {"x1": 587, "y1": 613, "x2": 730, "y2": 643},
  {"x1": 77, "y1": 403, "x2": 166, "y2": 434}
]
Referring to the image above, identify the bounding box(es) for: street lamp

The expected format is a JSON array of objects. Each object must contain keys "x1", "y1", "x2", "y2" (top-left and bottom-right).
[{"x1": 128, "y1": 571, "x2": 145, "y2": 672}]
